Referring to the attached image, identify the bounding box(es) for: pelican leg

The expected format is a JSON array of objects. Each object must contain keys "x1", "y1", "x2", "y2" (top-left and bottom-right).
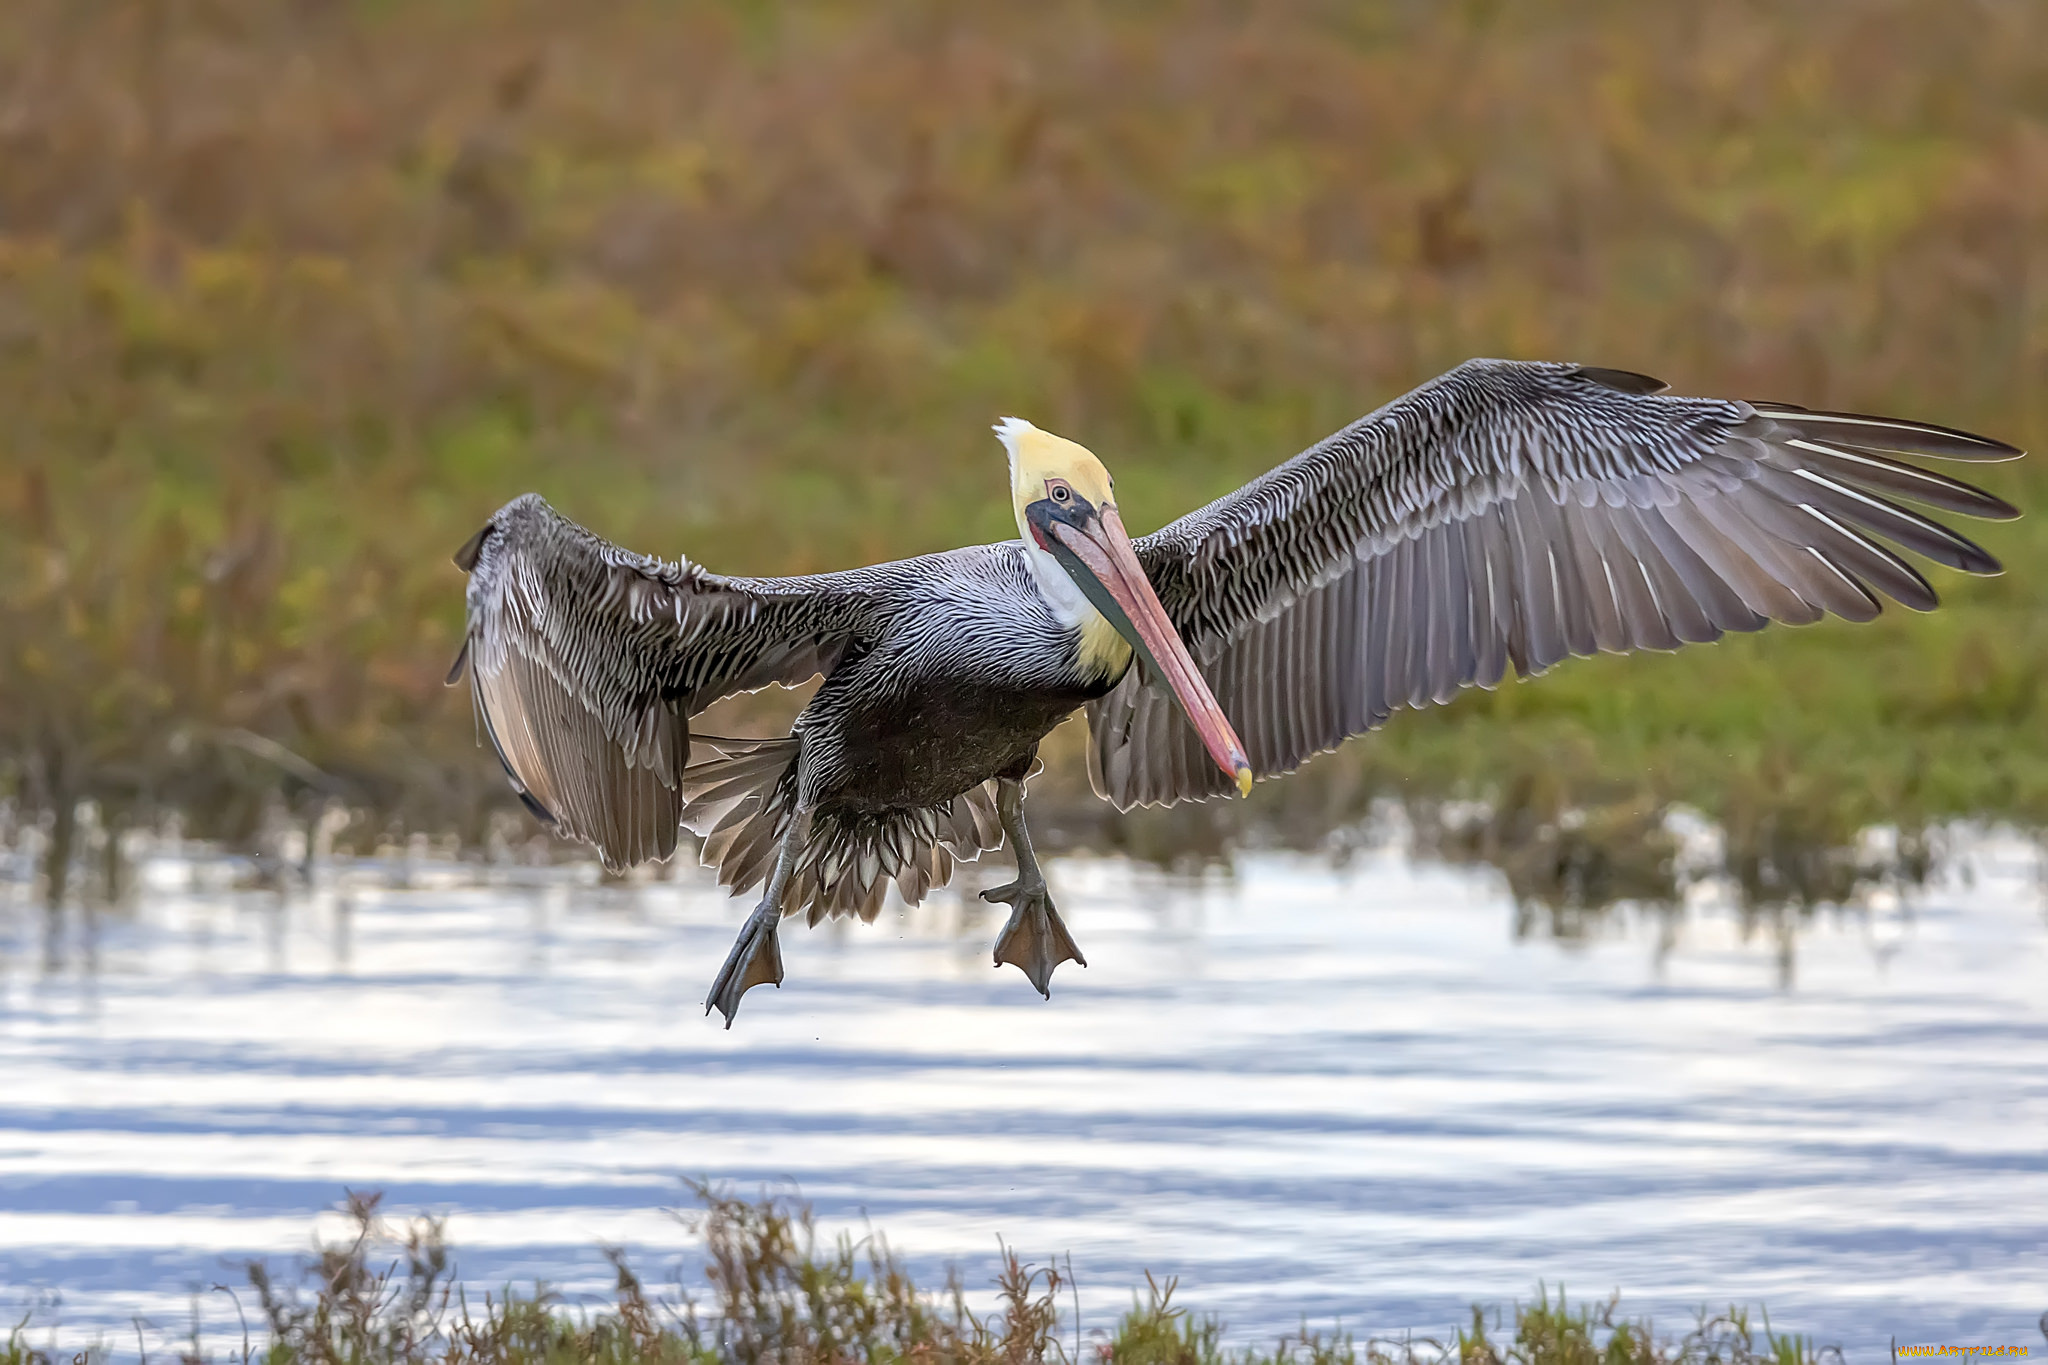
[
  {"x1": 981, "y1": 778, "x2": 1085, "y2": 997},
  {"x1": 706, "y1": 809, "x2": 809, "y2": 1028}
]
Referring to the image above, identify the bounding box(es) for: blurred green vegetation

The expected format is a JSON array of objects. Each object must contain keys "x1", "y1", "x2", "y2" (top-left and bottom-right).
[
  {"x1": 5, "y1": 1186, "x2": 1840, "y2": 1365},
  {"x1": 1, "y1": 0, "x2": 2044, "y2": 871}
]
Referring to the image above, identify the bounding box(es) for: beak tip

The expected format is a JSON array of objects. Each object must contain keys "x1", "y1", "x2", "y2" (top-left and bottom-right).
[{"x1": 1234, "y1": 766, "x2": 1253, "y2": 799}]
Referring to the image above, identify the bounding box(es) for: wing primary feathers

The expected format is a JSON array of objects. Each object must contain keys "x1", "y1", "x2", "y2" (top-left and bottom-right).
[
  {"x1": 1784, "y1": 440, "x2": 2020, "y2": 519},
  {"x1": 1797, "y1": 504, "x2": 1939, "y2": 611},
  {"x1": 458, "y1": 493, "x2": 870, "y2": 868},
  {"x1": 1666, "y1": 498, "x2": 1815, "y2": 624},
  {"x1": 1097, "y1": 358, "x2": 2019, "y2": 810},
  {"x1": 1774, "y1": 467, "x2": 2002, "y2": 574},
  {"x1": 1758, "y1": 407, "x2": 2024, "y2": 460},
  {"x1": 471, "y1": 670, "x2": 555, "y2": 827},
  {"x1": 1634, "y1": 507, "x2": 1764, "y2": 633}
]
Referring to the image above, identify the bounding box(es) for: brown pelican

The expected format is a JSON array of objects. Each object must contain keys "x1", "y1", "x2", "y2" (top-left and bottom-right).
[{"x1": 450, "y1": 359, "x2": 2021, "y2": 1024}]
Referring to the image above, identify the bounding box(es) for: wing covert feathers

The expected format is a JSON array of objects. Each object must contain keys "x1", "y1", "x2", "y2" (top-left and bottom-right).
[
  {"x1": 456, "y1": 494, "x2": 868, "y2": 871},
  {"x1": 1091, "y1": 358, "x2": 2023, "y2": 809}
]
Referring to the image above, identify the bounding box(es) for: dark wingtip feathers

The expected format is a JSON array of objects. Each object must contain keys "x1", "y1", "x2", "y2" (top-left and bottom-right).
[
  {"x1": 1757, "y1": 405, "x2": 2025, "y2": 462},
  {"x1": 453, "y1": 522, "x2": 493, "y2": 572},
  {"x1": 444, "y1": 639, "x2": 470, "y2": 686},
  {"x1": 513, "y1": 786, "x2": 558, "y2": 828},
  {"x1": 1574, "y1": 366, "x2": 1670, "y2": 396}
]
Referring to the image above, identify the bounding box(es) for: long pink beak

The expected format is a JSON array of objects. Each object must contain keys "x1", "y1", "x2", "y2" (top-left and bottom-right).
[{"x1": 1052, "y1": 507, "x2": 1254, "y2": 798}]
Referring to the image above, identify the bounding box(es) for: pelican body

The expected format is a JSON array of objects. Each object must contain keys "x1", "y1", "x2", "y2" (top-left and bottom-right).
[{"x1": 451, "y1": 360, "x2": 2022, "y2": 1024}]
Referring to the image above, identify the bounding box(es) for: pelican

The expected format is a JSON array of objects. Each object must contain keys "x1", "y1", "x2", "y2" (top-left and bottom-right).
[{"x1": 449, "y1": 359, "x2": 2021, "y2": 1024}]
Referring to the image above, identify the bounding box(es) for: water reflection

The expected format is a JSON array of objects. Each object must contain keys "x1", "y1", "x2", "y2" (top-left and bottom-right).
[
  {"x1": 0, "y1": 785, "x2": 2011, "y2": 1015},
  {"x1": 2, "y1": 808, "x2": 2045, "y2": 1360},
  {"x1": 0, "y1": 770, "x2": 1987, "y2": 931},
  {"x1": 0, "y1": 785, "x2": 2012, "y2": 1027}
]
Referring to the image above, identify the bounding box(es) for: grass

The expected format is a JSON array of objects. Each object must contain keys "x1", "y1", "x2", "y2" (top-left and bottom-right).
[
  {"x1": 0, "y1": 0, "x2": 2043, "y2": 868},
  {"x1": 3, "y1": 1189, "x2": 1843, "y2": 1365}
]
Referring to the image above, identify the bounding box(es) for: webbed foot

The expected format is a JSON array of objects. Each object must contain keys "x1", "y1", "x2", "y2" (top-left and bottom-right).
[
  {"x1": 982, "y1": 878, "x2": 1086, "y2": 998},
  {"x1": 706, "y1": 902, "x2": 784, "y2": 1028}
]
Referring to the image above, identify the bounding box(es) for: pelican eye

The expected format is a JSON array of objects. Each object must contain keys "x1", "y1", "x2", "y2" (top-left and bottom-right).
[{"x1": 1050, "y1": 483, "x2": 1072, "y2": 504}]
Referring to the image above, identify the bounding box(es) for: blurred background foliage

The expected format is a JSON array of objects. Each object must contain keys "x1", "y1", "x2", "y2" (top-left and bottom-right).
[{"x1": 1, "y1": 0, "x2": 2044, "y2": 879}]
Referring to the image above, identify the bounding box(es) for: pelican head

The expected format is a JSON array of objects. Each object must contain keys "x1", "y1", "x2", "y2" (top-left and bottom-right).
[{"x1": 994, "y1": 418, "x2": 1252, "y2": 798}]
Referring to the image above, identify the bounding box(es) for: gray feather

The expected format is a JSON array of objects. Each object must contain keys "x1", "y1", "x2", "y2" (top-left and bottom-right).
[
  {"x1": 1090, "y1": 358, "x2": 2020, "y2": 809},
  {"x1": 458, "y1": 493, "x2": 876, "y2": 870}
]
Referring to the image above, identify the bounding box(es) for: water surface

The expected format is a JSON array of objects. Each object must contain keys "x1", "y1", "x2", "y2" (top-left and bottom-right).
[{"x1": 2, "y1": 828, "x2": 2043, "y2": 1358}]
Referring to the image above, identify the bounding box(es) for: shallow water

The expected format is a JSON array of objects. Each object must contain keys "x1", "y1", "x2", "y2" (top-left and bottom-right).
[{"x1": 2, "y1": 828, "x2": 2044, "y2": 1359}]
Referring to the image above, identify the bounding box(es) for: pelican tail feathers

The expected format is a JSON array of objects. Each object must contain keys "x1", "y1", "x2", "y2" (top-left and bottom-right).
[{"x1": 680, "y1": 737, "x2": 1005, "y2": 925}]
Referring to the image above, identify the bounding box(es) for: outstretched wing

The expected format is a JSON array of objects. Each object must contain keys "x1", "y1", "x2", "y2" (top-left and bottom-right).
[
  {"x1": 451, "y1": 493, "x2": 878, "y2": 868},
  {"x1": 1088, "y1": 359, "x2": 2022, "y2": 808}
]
